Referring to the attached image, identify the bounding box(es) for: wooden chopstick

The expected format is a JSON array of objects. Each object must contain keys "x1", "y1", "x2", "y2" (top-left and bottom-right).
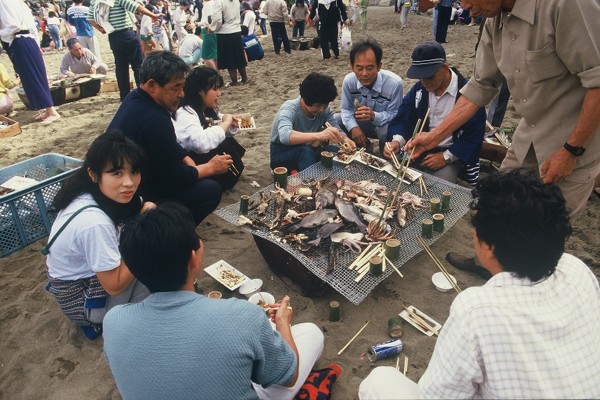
[
  {"x1": 403, "y1": 306, "x2": 439, "y2": 336},
  {"x1": 337, "y1": 320, "x2": 370, "y2": 355},
  {"x1": 403, "y1": 357, "x2": 408, "y2": 375},
  {"x1": 416, "y1": 236, "x2": 461, "y2": 293},
  {"x1": 221, "y1": 152, "x2": 240, "y2": 176}
]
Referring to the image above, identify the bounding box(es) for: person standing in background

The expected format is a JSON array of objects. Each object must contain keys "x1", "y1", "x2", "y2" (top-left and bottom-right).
[
  {"x1": 290, "y1": 0, "x2": 309, "y2": 39},
  {"x1": 67, "y1": 0, "x2": 102, "y2": 60},
  {"x1": 0, "y1": 0, "x2": 61, "y2": 124},
  {"x1": 264, "y1": 0, "x2": 292, "y2": 54},
  {"x1": 309, "y1": 0, "x2": 348, "y2": 60},
  {"x1": 434, "y1": 0, "x2": 452, "y2": 43}
]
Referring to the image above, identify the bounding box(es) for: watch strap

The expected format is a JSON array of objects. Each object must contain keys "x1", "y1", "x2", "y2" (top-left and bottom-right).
[{"x1": 563, "y1": 142, "x2": 585, "y2": 156}]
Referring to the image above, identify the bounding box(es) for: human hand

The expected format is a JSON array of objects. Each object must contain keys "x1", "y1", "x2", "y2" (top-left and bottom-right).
[
  {"x1": 141, "y1": 201, "x2": 157, "y2": 213},
  {"x1": 421, "y1": 152, "x2": 446, "y2": 171},
  {"x1": 268, "y1": 295, "x2": 293, "y2": 326},
  {"x1": 343, "y1": 19, "x2": 349, "y2": 26},
  {"x1": 354, "y1": 105, "x2": 374, "y2": 122},
  {"x1": 350, "y1": 127, "x2": 367, "y2": 148},
  {"x1": 89, "y1": 66, "x2": 96, "y2": 74},
  {"x1": 208, "y1": 154, "x2": 233, "y2": 175},
  {"x1": 151, "y1": 12, "x2": 165, "y2": 21},
  {"x1": 221, "y1": 113, "x2": 234, "y2": 126},
  {"x1": 540, "y1": 148, "x2": 577, "y2": 183},
  {"x1": 404, "y1": 132, "x2": 437, "y2": 159},
  {"x1": 383, "y1": 140, "x2": 401, "y2": 159}
]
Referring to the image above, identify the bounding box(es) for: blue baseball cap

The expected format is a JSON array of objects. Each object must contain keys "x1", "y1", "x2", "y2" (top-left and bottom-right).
[{"x1": 406, "y1": 41, "x2": 447, "y2": 79}]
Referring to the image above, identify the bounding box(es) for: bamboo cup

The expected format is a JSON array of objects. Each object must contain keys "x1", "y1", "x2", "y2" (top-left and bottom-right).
[{"x1": 273, "y1": 167, "x2": 288, "y2": 189}]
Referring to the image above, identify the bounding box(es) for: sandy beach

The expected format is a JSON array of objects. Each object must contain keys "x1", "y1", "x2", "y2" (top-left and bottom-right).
[{"x1": 1, "y1": 7, "x2": 598, "y2": 399}]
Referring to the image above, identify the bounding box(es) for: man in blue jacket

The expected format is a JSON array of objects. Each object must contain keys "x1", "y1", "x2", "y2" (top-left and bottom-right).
[{"x1": 384, "y1": 41, "x2": 485, "y2": 185}]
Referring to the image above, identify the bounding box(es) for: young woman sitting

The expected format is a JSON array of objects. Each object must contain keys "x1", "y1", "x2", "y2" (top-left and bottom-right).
[
  {"x1": 45, "y1": 130, "x2": 153, "y2": 339},
  {"x1": 171, "y1": 66, "x2": 245, "y2": 191}
]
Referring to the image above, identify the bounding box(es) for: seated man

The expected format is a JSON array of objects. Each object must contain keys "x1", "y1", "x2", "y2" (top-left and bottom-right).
[
  {"x1": 103, "y1": 202, "x2": 325, "y2": 400},
  {"x1": 384, "y1": 41, "x2": 485, "y2": 186},
  {"x1": 178, "y1": 26, "x2": 203, "y2": 65},
  {"x1": 108, "y1": 51, "x2": 226, "y2": 225},
  {"x1": 335, "y1": 38, "x2": 403, "y2": 154},
  {"x1": 270, "y1": 72, "x2": 354, "y2": 171},
  {"x1": 359, "y1": 169, "x2": 600, "y2": 399},
  {"x1": 60, "y1": 38, "x2": 108, "y2": 76}
]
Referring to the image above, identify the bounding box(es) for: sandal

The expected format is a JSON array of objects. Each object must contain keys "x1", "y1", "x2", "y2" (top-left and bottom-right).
[{"x1": 34, "y1": 110, "x2": 48, "y2": 120}]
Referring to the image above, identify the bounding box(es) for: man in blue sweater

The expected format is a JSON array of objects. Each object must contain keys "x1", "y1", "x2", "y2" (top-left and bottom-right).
[
  {"x1": 108, "y1": 51, "x2": 231, "y2": 224},
  {"x1": 103, "y1": 202, "x2": 324, "y2": 400},
  {"x1": 384, "y1": 41, "x2": 485, "y2": 185}
]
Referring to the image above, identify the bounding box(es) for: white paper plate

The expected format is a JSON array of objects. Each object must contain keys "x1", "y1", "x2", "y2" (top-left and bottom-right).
[
  {"x1": 399, "y1": 306, "x2": 442, "y2": 337},
  {"x1": 204, "y1": 260, "x2": 249, "y2": 290},
  {"x1": 333, "y1": 152, "x2": 357, "y2": 164},
  {"x1": 354, "y1": 152, "x2": 388, "y2": 171},
  {"x1": 382, "y1": 163, "x2": 422, "y2": 183}
]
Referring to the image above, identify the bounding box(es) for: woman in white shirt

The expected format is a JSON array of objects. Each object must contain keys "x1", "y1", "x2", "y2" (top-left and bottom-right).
[
  {"x1": 45, "y1": 131, "x2": 152, "y2": 339},
  {"x1": 172, "y1": 66, "x2": 245, "y2": 190}
]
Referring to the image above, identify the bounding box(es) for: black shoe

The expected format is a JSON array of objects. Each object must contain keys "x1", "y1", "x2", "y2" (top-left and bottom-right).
[{"x1": 446, "y1": 252, "x2": 492, "y2": 280}]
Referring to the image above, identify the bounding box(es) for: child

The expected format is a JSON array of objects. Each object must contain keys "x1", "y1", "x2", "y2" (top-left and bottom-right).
[
  {"x1": 241, "y1": 25, "x2": 264, "y2": 62},
  {"x1": 358, "y1": 0, "x2": 368, "y2": 30},
  {"x1": 290, "y1": 0, "x2": 309, "y2": 39}
]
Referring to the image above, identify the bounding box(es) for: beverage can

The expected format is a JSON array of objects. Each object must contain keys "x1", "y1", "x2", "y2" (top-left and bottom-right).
[{"x1": 367, "y1": 338, "x2": 403, "y2": 362}]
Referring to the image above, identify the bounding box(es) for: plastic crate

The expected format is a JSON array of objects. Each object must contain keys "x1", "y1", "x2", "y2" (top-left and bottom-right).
[{"x1": 0, "y1": 153, "x2": 82, "y2": 257}]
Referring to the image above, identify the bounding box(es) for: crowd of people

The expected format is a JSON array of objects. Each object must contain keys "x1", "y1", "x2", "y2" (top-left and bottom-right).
[{"x1": 1, "y1": 0, "x2": 600, "y2": 398}]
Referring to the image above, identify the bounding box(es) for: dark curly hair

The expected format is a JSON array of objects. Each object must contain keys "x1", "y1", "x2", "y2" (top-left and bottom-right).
[
  {"x1": 470, "y1": 169, "x2": 572, "y2": 282},
  {"x1": 299, "y1": 72, "x2": 337, "y2": 106}
]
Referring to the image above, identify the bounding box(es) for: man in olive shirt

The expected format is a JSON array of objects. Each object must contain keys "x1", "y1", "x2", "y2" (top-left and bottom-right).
[{"x1": 406, "y1": 0, "x2": 600, "y2": 275}]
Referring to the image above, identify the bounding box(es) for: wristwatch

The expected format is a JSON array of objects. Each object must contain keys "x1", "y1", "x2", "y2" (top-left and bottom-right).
[{"x1": 563, "y1": 142, "x2": 585, "y2": 157}]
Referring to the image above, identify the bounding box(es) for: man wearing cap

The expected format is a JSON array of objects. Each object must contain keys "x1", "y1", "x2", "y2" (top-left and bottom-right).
[
  {"x1": 335, "y1": 38, "x2": 403, "y2": 154},
  {"x1": 358, "y1": 169, "x2": 600, "y2": 399},
  {"x1": 383, "y1": 41, "x2": 486, "y2": 185},
  {"x1": 405, "y1": 0, "x2": 600, "y2": 277}
]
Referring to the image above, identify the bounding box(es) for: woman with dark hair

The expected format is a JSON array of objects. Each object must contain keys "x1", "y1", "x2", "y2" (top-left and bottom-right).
[
  {"x1": 210, "y1": 0, "x2": 248, "y2": 86},
  {"x1": 171, "y1": 66, "x2": 245, "y2": 190},
  {"x1": 45, "y1": 130, "x2": 153, "y2": 339}
]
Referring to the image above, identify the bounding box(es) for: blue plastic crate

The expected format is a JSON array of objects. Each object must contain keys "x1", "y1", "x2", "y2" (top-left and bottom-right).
[{"x1": 0, "y1": 153, "x2": 82, "y2": 257}]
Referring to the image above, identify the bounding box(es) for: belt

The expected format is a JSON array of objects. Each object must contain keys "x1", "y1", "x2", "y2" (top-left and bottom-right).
[{"x1": 16, "y1": 30, "x2": 30, "y2": 35}]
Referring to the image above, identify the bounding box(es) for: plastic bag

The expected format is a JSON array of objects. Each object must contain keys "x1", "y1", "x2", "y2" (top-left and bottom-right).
[{"x1": 339, "y1": 26, "x2": 352, "y2": 51}]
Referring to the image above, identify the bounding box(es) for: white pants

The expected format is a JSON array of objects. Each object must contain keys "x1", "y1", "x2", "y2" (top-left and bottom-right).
[
  {"x1": 78, "y1": 35, "x2": 102, "y2": 62},
  {"x1": 359, "y1": 366, "x2": 420, "y2": 400},
  {"x1": 253, "y1": 322, "x2": 324, "y2": 400}
]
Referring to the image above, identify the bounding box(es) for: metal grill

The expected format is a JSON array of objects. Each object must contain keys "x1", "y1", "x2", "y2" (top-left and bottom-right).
[{"x1": 215, "y1": 161, "x2": 472, "y2": 305}]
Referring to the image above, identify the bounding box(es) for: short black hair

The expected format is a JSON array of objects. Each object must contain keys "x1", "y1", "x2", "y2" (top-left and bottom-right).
[
  {"x1": 139, "y1": 51, "x2": 189, "y2": 86},
  {"x1": 241, "y1": 25, "x2": 249, "y2": 36},
  {"x1": 350, "y1": 38, "x2": 383, "y2": 66},
  {"x1": 470, "y1": 169, "x2": 572, "y2": 282},
  {"x1": 119, "y1": 202, "x2": 200, "y2": 293},
  {"x1": 66, "y1": 37, "x2": 79, "y2": 49},
  {"x1": 299, "y1": 72, "x2": 337, "y2": 106}
]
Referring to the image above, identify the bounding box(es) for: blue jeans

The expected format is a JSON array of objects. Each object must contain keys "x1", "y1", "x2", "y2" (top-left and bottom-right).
[
  {"x1": 270, "y1": 142, "x2": 338, "y2": 172},
  {"x1": 108, "y1": 28, "x2": 143, "y2": 101},
  {"x1": 292, "y1": 21, "x2": 305, "y2": 38},
  {"x1": 259, "y1": 18, "x2": 267, "y2": 35},
  {"x1": 182, "y1": 47, "x2": 203, "y2": 65},
  {"x1": 47, "y1": 24, "x2": 61, "y2": 49}
]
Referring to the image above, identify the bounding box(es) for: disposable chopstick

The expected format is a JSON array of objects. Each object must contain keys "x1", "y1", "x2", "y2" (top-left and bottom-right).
[
  {"x1": 416, "y1": 236, "x2": 461, "y2": 293},
  {"x1": 348, "y1": 243, "x2": 373, "y2": 270},
  {"x1": 403, "y1": 306, "x2": 439, "y2": 336},
  {"x1": 403, "y1": 357, "x2": 408, "y2": 375},
  {"x1": 384, "y1": 255, "x2": 404, "y2": 278},
  {"x1": 396, "y1": 356, "x2": 401, "y2": 371},
  {"x1": 221, "y1": 152, "x2": 240, "y2": 176},
  {"x1": 350, "y1": 244, "x2": 380, "y2": 271},
  {"x1": 337, "y1": 320, "x2": 370, "y2": 355}
]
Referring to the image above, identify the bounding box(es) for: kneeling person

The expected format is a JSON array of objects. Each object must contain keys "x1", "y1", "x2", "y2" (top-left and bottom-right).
[
  {"x1": 60, "y1": 38, "x2": 108, "y2": 76},
  {"x1": 384, "y1": 41, "x2": 485, "y2": 186},
  {"x1": 103, "y1": 203, "x2": 325, "y2": 400},
  {"x1": 270, "y1": 72, "x2": 355, "y2": 171}
]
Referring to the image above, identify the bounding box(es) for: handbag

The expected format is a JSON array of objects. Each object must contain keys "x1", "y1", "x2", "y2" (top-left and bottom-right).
[{"x1": 339, "y1": 26, "x2": 352, "y2": 51}]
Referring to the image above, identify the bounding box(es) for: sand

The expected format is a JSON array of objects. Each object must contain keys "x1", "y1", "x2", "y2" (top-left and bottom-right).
[{"x1": 1, "y1": 7, "x2": 598, "y2": 400}]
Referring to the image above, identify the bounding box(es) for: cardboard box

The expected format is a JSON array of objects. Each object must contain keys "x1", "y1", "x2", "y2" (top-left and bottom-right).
[
  {"x1": 100, "y1": 81, "x2": 134, "y2": 93},
  {"x1": 0, "y1": 115, "x2": 21, "y2": 139}
]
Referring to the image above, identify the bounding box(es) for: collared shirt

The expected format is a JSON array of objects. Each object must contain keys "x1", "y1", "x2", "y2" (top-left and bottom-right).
[
  {"x1": 60, "y1": 48, "x2": 102, "y2": 75},
  {"x1": 419, "y1": 253, "x2": 600, "y2": 399},
  {"x1": 0, "y1": 0, "x2": 38, "y2": 45},
  {"x1": 88, "y1": 0, "x2": 142, "y2": 31},
  {"x1": 67, "y1": 4, "x2": 95, "y2": 37},
  {"x1": 264, "y1": 0, "x2": 289, "y2": 23},
  {"x1": 429, "y1": 68, "x2": 457, "y2": 150},
  {"x1": 340, "y1": 69, "x2": 403, "y2": 131},
  {"x1": 461, "y1": 0, "x2": 600, "y2": 166}
]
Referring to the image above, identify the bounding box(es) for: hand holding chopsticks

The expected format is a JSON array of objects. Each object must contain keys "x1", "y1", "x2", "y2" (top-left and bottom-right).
[{"x1": 220, "y1": 152, "x2": 240, "y2": 176}]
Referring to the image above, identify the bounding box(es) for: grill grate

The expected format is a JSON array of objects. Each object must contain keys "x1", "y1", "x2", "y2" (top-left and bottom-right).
[{"x1": 215, "y1": 161, "x2": 472, "y2": 305}]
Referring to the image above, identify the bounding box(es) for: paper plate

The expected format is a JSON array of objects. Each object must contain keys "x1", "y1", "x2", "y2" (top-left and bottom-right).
[
  {"x1": 237, "y1": 114, "x2": 256, "y2": 131},
  {"x1": 204, "y1": 259, "x2": 249, "y2": 290},
  {"x1": 88, "y1": 74, "x2": 106, "y2": 79},
  {"x1": 73, "y1": 77, "x2": 92, "y2": 84}
]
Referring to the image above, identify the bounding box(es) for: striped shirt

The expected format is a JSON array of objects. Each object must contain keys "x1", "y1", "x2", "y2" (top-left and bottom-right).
[{"x1": 88, "y1": 0, "x2": 142, "y2": 31}]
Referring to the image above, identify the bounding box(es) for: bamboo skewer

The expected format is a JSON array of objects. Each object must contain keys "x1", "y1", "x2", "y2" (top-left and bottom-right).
[
  {"x1": 403, "y1": 357, "x2": 408, "y2": 375},
  {"x1": 337, "y1": 321, "x2": 370, "y2": 355},
  {"x1": 416, "y1": 235, "x2": 461, "y2": 293},
  {"x1": 348, "y1": 243, "x2": 373, "y2": 270},
  {"x1": 396, "y1": 356, "x2": 401, "y2": 371},
  {"x1": 350, "y1": 244, "x2": 381, "y2": 271}
]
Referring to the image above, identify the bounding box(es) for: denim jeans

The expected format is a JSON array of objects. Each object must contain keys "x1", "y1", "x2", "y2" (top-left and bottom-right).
[
  {"x1": 292, "y1": 20, "x2": 305, "y2": 38},
  {"x1": 259, "y1": 18, "x2": 267, "y2": 35},
  {"x1": 47, "y1": 24, "x2": 61, "y2": 49},
  {"x1": 108, "y1": 28, "x2": 143, "y2": 101},
  {"x1": 270, "y1": 142, "x2": 338, "y2": 172}
]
